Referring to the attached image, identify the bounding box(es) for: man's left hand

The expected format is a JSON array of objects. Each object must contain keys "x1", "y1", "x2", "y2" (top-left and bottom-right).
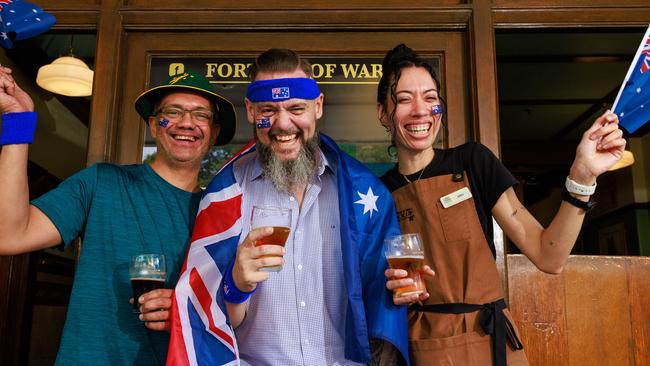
[{"x1": 132, "y1": 288, "x2": 174, "y2": 331}]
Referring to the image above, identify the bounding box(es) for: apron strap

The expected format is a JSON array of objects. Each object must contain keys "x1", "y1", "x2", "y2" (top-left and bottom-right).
[{"x1": 411, "y1": 299, "x2": 524, "y2": 366}]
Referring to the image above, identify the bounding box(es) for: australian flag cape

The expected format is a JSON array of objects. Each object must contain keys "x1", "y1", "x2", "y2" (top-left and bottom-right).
[{"x1": 167, "y1": 133, "x2": 409, "y2": 366}]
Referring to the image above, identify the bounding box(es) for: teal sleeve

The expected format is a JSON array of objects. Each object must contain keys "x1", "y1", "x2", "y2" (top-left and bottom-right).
[{"x1": 31, "y1": 164, "x2": 98, "y2": 248}]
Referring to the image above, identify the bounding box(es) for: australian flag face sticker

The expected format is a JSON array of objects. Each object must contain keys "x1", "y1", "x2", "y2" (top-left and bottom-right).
[
  {"x1": 271, "y1": 87, "x2": 290, "y2": 100},
  {"x1": 256, "y1": 118, "x2": 271, "y2": 129}
]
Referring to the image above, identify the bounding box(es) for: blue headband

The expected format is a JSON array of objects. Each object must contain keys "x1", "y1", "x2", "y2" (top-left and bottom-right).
[{"x1": 246, "y1": 78, "x2": 320, "y2": 102}]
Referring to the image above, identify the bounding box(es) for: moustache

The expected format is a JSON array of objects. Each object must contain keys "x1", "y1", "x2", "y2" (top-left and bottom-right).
[{"x1": 268, "y1": 127, "x2": 302, "y2": 139}]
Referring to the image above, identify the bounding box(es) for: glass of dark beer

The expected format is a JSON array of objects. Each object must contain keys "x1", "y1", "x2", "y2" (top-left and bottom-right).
[
  {"x1": 251, "y1": 205, "x2": 291, "y2": 272},
  {"x1": 129, "y1": 254, "x2": 166, "y2": 312},
  {"x1": 384, "y1": 233, "x2": 426, "y2": 297}
]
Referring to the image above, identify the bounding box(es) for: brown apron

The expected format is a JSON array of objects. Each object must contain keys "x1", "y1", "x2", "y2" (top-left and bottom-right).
[{"x1": 392, "y1": 172, "x2": 528, "y2": 366}]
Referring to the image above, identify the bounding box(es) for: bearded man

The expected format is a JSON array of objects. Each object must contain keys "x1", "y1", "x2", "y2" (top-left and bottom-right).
[{"x1": 167, "y1": 48, "x2": 410, "y2": 366}]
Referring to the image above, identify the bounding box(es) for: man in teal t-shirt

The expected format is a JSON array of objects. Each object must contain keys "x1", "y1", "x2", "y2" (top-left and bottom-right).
[{"x1": 0, "y1": 67, "x2": 237, "y2": 365}]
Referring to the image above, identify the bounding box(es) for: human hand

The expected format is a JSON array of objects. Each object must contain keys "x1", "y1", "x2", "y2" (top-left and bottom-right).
[
  {"x1": 130, "y1": 288, "x2": 174, "y2": 331},
  {"x1": 231, "y1": 227, "x2": 285, "y2": 292},
  {"x1": 0, "y1": 66, "x2": 34, "y2": 113},
  {"x1": 570, "y1": 110, "x2": 626, "y2": 185},
  {"x1": 385, "y1": 265, "x2": 435, "y2": 305}
]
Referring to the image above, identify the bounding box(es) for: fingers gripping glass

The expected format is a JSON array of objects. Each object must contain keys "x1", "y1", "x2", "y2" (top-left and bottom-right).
[
  {"x1": 129, "y1": 254, "x2": 166, "y2": 312},
  {"x1": 384, "y1": 233, "x2": 427, "y2": 297},
  {"x1": 251, "y1": 206, "x2": 291, "y2": 272},
  {"x1": 156, "y1": 107, "x2": 214, "y2": 125}
]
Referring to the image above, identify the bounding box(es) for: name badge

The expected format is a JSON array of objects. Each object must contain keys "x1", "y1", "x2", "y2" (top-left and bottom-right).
[{"x1": 440, "y1": 187, "x2": 472, "y2": 208}]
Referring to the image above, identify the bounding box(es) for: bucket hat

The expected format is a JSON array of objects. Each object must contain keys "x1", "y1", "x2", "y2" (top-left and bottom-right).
[{"x1": 135, "y1": 71, "x2": 236, "y2": 145}]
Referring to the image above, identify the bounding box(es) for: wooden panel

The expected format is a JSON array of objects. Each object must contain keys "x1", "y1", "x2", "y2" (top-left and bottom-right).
[
  {"x1": 115, "y1": 32, "x2": 148, "y2": 164},
  {"x1": 469, "y1": 1, "x2": 501, "y2": 155},
  {"x1": 508, "y1": 254, "x2": 650, "y2": 366},
  {"x1": 494, "y1": 0, "x2": 650, "y2": 7},
  {"x1": 443, "y1": 32, "x2": 470, "y2": 148},
  {"x1": 118, "y1": 31, "x2": 469, "y2": 164},
  {"x1": 38, "y1": 0, "x2": 101, "y2": 9},
  {"x1": 121, "y1": 10, "x2": 471, "y2": 30},
  {"x1": 507, "y1": 255, "x2": 569, "y2": 366},
  {"x1": 493, "y1": 8, "x2": 650, "y2": 28},
  {"x1": 40, "y1": 0, "x2": 100, "y2": 29},
  {"x1": 0, "y1": 254, "x2": 31, "y2": 366},
  {"x1": 124, "y1": 0, "x2": 468, "y2": 9},
  {"x1": 87, "y1": 0, "x2": 123, "y2": 165},
  {"x1": 628, "y1": 257, "x2": 650, "y2": 365},
  {"x1": 564, "y1": 256, "x2": 632, "y2": 365},
  {"x1": 47, "y1": 12, "x2": 100, "y2": 29}
]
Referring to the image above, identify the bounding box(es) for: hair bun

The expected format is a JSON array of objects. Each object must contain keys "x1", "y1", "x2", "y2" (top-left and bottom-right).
[{"x1": 382, "y1": 43, "x2": 419, "y2": 69}]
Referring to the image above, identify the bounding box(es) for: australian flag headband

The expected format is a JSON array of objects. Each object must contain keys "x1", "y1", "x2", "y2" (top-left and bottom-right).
[{"x1": 246, "y1": 77, "x2": 320, "y2": 102}]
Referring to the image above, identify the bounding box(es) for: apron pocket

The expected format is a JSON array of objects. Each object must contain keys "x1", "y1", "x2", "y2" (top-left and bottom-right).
[
  {"x1": 435, "y1": 200, "x2": 471, "y2": 243},
  {"x1": 409, "y1": 331, "x2": 491, "y2": 366}
]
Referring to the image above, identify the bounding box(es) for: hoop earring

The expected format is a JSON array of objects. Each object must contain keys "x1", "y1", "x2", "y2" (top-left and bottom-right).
[{"x1": 387, "y1": 144, "x2": 397, "y2": 158}]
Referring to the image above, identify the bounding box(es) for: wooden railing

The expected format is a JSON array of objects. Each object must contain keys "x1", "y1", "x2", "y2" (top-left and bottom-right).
[{"x1": 507, "y1": 254, "x2": 650, "y2": 366}]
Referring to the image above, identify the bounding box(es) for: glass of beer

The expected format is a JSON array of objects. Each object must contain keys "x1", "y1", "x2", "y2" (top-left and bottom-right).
[
  {"x1": 251, "y1": 205, "x2": 291, "y2": 272},
  {"x1": 384, "y1": 233, "x2": 426, "y2": 297},
  {"x1": 129, "y1": 254, "x2": 166, "y2": 312}
]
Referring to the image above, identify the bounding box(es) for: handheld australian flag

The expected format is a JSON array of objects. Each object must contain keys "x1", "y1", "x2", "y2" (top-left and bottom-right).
[
  {"x1": 0, "y1": 0, "x2": 56, "y2": 49},
  {"x1": 611, "y1": 24, "x2": 650, "y2": 134}
]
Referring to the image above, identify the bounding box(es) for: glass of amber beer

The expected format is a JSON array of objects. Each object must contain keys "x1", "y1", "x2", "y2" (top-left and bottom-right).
[
  {"x1": 129, "y1": 254, "x2": 166, "y2": 312},
  {"x1": 251, "y1": 205, "x2": 291, "y2": 272},
  {"x1": 384, "y1": 233, "x2": 426, "y2": 297}
]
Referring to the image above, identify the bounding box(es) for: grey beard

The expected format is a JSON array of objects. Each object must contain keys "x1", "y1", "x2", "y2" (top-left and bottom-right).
[{"x1": 258, "y1": 134, "x2": 320, "y2": 192}]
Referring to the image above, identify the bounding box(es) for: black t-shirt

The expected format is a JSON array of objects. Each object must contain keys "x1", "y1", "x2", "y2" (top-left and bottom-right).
[{"x1": 381, "y1": 142, "x2": 518, "y2": 256}]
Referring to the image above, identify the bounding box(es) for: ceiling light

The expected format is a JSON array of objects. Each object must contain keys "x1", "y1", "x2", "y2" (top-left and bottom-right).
[{"x1": 36, "y1": 56, "x2": 94, "y2": 97}]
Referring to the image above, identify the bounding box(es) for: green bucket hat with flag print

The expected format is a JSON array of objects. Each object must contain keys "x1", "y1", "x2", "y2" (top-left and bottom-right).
[{"x1": 135, "y1": 71, "x2": 236, "y2": 146}]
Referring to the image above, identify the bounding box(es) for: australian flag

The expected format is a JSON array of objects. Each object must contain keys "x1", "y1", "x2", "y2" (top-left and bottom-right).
[
  {"x1": 612, "y1": 24, "x2": 650, "y2": 134},
  {"x1": 167, "y1": 134, "x2": 409, "y2": 365},
  {"x1": 271, "y1": 86, "x2": 290, "y2": 100},
  {"x1": 0, "y1": 0, "x2": 56, "y2": 49}
]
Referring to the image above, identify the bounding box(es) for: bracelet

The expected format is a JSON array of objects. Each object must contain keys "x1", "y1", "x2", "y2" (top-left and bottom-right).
[
  {"x1": 565, "y1": 176, "x2": 596, "y2": 196},
  {"x1": 561, "y1": 188, "x2": 596, "y2": 212},
  {"x1": 223, "y1": 261, "x2": 255, "y2": 304},
  {"x1": 1, "y1": 112, "x2": 38, "y2": 145}
]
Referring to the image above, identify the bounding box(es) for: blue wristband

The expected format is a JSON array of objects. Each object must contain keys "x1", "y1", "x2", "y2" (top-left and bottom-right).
[
  {"x1": 223, "y1": 261, "x2": 256, "y2": 304},
  {"x1": 1, "y1": 112, "x2": 37, "y2": 145}
]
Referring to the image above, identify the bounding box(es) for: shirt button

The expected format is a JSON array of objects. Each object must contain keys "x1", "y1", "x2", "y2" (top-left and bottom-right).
[
  {"x1": 304, "y1": 338, "x2": 310, "y2": 345},
  {"x1": 297, "y1": 264, "x2": 303, "y2": 270},
  {"x1": 289, "y1": 196, "x2": 295, "y2": 201},
  {"x1": 299, "y1": 300, "x2": 306, "y2": 307}
]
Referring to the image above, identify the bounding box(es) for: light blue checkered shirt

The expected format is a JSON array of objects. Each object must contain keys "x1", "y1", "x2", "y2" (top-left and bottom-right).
[{"x1": 232, "y1": 150, "x2": 364, "y2": 366}]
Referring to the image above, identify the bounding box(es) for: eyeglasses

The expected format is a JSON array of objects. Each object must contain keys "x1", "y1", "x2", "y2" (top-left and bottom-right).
[{"x1": 156, "y1": 107, "x2": 214, "y2": 125}]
